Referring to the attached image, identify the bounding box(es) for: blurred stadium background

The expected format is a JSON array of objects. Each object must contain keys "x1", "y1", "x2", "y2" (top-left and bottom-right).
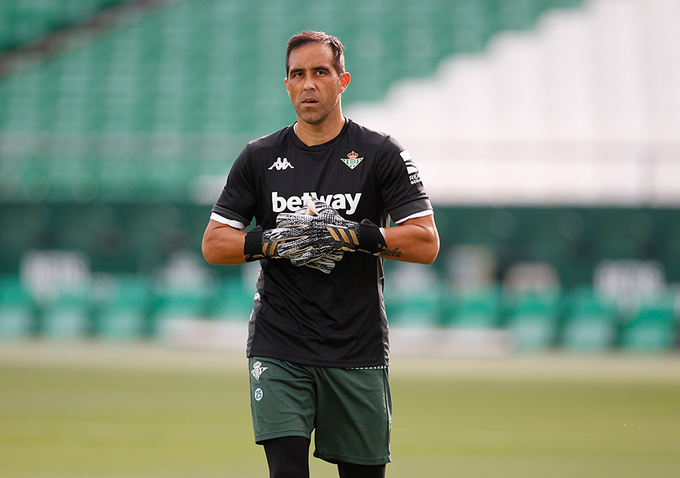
[{"x1": 1, "y1": 0, "x2": 680, "y2": 355}]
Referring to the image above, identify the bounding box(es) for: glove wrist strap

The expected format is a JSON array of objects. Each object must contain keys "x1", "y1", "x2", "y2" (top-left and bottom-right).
[
  {"x1": 358, "y1": 220, "x2": 387, "y2": 255},
  {"x1": 244, "y1": 227, "x2": 264, "y2": 262}
]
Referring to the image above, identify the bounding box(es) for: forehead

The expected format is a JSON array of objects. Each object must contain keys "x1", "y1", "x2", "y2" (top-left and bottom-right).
[{"x1": 287, "y1": 43, "x2": 335, "y2": 72}]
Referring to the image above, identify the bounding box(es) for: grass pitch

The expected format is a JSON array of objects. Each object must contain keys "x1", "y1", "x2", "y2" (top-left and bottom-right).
[{"x1": 1, "y1": 342, "x2": 679, "y2": 478}]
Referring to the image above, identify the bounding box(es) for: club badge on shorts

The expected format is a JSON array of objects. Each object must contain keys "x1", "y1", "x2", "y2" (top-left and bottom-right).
[{"x1": 251, "y1": 361, "x2": 268, "y2": 381}]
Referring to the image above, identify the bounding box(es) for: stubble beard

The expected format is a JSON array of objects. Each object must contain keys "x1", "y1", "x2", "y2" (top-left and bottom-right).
[{"x1": 295, "y1": 97, "x2": 341, "y2": 127}]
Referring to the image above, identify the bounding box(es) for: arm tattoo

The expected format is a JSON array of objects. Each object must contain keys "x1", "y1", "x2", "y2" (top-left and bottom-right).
[{"x1": 379, "y1": 247, "x2": 402, "y2": 259}]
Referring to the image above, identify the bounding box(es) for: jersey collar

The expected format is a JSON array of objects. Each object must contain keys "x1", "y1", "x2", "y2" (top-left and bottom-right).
[{"x1": 289, "y1": 117, "x2": 351, "y2": 151}]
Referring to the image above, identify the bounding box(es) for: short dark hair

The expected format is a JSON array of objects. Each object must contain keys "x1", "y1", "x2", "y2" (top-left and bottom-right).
[{"x1": 286, "y1": 31, "x2": 345, "y2": 76}]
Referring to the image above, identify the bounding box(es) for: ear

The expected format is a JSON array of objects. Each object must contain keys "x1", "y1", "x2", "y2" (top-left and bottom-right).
[
  {"x1": 284, "y1": 77, "x2": 290, "y2": 97},
  {"x1": 338, "y1": 72, "x2": 350, "y2": 94}
]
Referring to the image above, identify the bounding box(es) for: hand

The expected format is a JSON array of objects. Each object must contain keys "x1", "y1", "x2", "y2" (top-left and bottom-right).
[
  {"x1": 275, "y1": 200, "x2": 357, "y2": 239},
  {"x1": 274, "y1": 200, "x2": 357, "y2": 265},
  {"x1": 243, "y1": 225, "x2": 308, "y2": 261},
  {"x1": 303, "y1": 249, "x2": 344, "y2": 274},
  {"x1": 276, "y1": 200, "x2": 386, "y2": 262}
]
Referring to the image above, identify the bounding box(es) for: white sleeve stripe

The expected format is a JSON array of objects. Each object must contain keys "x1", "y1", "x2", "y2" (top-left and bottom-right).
[
  {"x1": 394, "y1": 209, "x2": 434, "y2": 224},
  {"x1": 210, "y1": 212, "x2": 245, "y2": 230}
]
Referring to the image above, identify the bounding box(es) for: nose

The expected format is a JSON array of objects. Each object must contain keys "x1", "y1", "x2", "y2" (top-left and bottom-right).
[{"x1": 303, "y1": 72, "x2": 316, "y2": 90}]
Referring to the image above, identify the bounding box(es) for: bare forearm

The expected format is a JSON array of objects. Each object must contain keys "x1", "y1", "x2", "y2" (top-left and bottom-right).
[
  {"x1": 380, "y1": 215, "x2": 439, "y2": 264},
  {"x1": 202, "y1": 214, "x2": 440, "y2": 266},
  {"x1": 202, "y1": 220, "x2": 247, "y2": 265}
]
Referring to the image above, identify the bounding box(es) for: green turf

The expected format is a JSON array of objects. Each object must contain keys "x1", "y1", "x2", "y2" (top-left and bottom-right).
[{"x1": 1, "y1": 354, "x2": 679, "y2": 478}]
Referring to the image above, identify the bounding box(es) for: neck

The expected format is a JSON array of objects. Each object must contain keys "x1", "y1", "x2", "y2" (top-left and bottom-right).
[{"x1": 294, "y1": 113, "x2": 345, "y2": 147}]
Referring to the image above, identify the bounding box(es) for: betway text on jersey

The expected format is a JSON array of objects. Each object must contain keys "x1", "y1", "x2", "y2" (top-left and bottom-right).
[{"x1": 272, "y1": 192, "x2": 362, "y2": 215}]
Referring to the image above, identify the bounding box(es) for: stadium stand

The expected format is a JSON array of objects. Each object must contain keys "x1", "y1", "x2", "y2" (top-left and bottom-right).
[
  {"x1": 210, "y1": 275, "x2": 256, "y2": 322},
  {"x1": 39, "y1": 285, "x2": 92, "y2": 339},
  {"x1": 561, "y1": 286, "x2": 618, "y2": 352},
  {"x1": 0, "y1": 275, "x2": 34, "y2": 338},
  {"x1": 0, "y1": 0, "x2": 586, "y2": 204},
  {"x1": 504, "y1": 290, "x2": 563, "y2": 351},
  {"x1": 443, "y1": 286, "x2": 502, "y2": 329},
  {"x1": 620, "y1": 295, "x2": 678, "y2": 352},
  {"x1": 0, "y1": 1, "x2": 136, "y2": 51},
  {"x1": 0, "y1": 0, "x2": 678, "y2": 352},
  {"x1": 96, "y1": 274, "x2": 151, "y2": 339}
]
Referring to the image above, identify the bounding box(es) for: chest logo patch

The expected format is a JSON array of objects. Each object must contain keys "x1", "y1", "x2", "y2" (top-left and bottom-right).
[
  {"x1": 269, "y1": 157, "x2": 294, "y2": 170},
  {"x1": 341, "y1": 151, "x2": 364, "y2": 170}
]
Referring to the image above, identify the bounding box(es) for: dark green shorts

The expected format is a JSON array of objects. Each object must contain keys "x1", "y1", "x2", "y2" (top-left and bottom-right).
[{"x1": 248, "y1": 356, "x2": 392, "y2": 466}]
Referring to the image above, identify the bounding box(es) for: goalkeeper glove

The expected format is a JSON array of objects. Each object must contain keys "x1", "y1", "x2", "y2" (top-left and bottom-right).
[
  {"x1": 276, "y1": 200, "x2": 387, "y2": 260},
  {"x1": 243, "y1": 226, "x2": 307, "y2": 262},
  {"x1": 303, "y1": 250, "x2": 343, "y2": 274}
]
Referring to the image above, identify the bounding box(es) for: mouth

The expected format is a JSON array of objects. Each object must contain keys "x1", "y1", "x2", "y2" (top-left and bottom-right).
[{"x1": 301, "y1": 98, "x2": 319, "y2": 106}]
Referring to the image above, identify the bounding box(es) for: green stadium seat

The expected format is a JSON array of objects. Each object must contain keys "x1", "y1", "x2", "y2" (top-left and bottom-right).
[
  {"x1": 506, "y1": 291, "x2": 562, "y2": 351},
  {"x1": 212, "y1": 276, "x2": 256, "y2": 322},
  {"x1": 97, "y1": 276, "x2": 150, "y2": 340},
  {"x1": 40, "y1": 287, "x2": 92, "y2": 339},
  {"x1": 561, "y1": 287, "x2": 618, "y2": 352},
  {"x1": 151, "y1": 284, "x2": 213, "y2": 337},
  {"x1": 444, "y1": 287, "x2": 501, "y2": 329},
  {"x1": 620, "y1": 297, "x2": 677, "y2": 353},
  {"x1": 385, "y1": 284, "x2": 443, "y2": 327},
  {"x1": 0, "y1": 275, "x2": 35, "y2": 338}
]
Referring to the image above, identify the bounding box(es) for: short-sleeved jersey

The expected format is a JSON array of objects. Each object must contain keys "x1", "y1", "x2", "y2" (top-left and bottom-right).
[{"x1": 211, "y1": 118, "x2": 432, "y2": 368}]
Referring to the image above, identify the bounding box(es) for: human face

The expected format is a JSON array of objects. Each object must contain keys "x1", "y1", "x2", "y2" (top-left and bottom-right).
[{"x1": 285, "y1": 43, "x2": 350, "y2": 127}]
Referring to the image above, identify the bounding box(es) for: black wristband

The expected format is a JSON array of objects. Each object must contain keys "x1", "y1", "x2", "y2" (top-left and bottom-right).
[
  {"x1": 244, "y1": 226, "x2": 264, "y2": 262},
  {"x1": 358, "y1": 219, "x2": 387, "y2": 255}
]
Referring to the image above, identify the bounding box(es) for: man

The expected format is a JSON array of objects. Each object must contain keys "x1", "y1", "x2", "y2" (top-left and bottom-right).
[{"x1": 202, "y1": 31, "x2": 439, "y2": 478}]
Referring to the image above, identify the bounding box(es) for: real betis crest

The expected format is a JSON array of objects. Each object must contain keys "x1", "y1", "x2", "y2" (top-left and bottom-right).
[{"x1": 341, "y1": 151, "x2": 364, "y2": 170}]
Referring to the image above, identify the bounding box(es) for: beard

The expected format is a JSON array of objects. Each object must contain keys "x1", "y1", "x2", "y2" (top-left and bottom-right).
[{"x1": 293, "y1": 97, "x2": 341, "y2": 126}]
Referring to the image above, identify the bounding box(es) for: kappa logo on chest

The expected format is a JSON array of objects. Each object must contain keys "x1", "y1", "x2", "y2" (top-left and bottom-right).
[{"x1": 269, "y1": 157, "x2": 294, "y2": 171}]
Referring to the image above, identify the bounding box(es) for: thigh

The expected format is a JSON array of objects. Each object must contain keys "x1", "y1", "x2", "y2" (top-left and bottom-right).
[
  {"x1": 312, "y1": 366, "x2": 392, "y2": 466},
  {"x1": 249, "y1": 357, "x2": 316, "y2": 443}
]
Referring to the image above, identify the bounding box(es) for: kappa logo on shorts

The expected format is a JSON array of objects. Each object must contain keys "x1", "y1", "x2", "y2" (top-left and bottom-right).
[
  {"x1": 251, "y1": 361, "x2": 268, "y2": 381},
  {"x1": 269, "y1": 157, "x2": 294, "y2": 170}
]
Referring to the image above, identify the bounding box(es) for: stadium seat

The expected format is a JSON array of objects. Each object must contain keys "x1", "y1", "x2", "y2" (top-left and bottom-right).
[
  {"x1": 387, "y1": 291, "x2": 443, "y2": 327},
  {"x1": 150, "y1": 284, "x2": 213, "y2": 337},
  {"x1": 620, "y1": 297, "x2": 677, "y2": 353},
  {"x1": 211, "y1": 276, "x2": 256, "y2": 322},
  {"x1": 506, "y1": 291, "x2": 562, "y2": 351},
  {"x1": 40, "y1": 287, "x2": 92, "y2": 339},
  {"x1": 0, "y1": 275, "x2": 35, "y2": 338},
  {"x1": 561, "y1": 287, "x2": 618, "y2": 352},
  {"x1": 96, "y1": 275, "x2": 150, "y2": 340},
  {"x1": 385, "y1": 263, "x2": 444, "y2": 326},
  {"x1": 443, "y1": 286, "x2": 501, "y2": 329}
]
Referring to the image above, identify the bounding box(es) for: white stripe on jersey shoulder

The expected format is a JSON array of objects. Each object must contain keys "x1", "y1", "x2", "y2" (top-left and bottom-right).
[
  {"x1": 400, "y1": 150, "x2": 412, "y2": 161},
  {"x1": 394, "y1": 209, "x2": 434, "y2": 224},
  {"x1": 210, "y1": 212, "x2": 245, "y2": 230}
]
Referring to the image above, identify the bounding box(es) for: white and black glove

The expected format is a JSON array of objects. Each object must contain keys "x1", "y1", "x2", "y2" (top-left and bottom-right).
[
  {"x1": 243, "y1": 226, "x2": 307, "y2": 262},
  {"x1": 275, "y1": 199, "x2": 387, "y2": 267},
  {"x1": 302, "y1": 249, "x2": 344, "y2": 274}
]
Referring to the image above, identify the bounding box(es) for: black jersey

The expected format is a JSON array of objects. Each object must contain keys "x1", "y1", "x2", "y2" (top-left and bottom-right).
[{"x1": 211, "y1": 118, "x2": 432, "y2": 367}]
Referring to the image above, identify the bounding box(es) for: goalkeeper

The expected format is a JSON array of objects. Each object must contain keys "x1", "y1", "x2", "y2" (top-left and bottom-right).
[{"x1": 202, "y1": 30, "x2": 439, "y2": 478}]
